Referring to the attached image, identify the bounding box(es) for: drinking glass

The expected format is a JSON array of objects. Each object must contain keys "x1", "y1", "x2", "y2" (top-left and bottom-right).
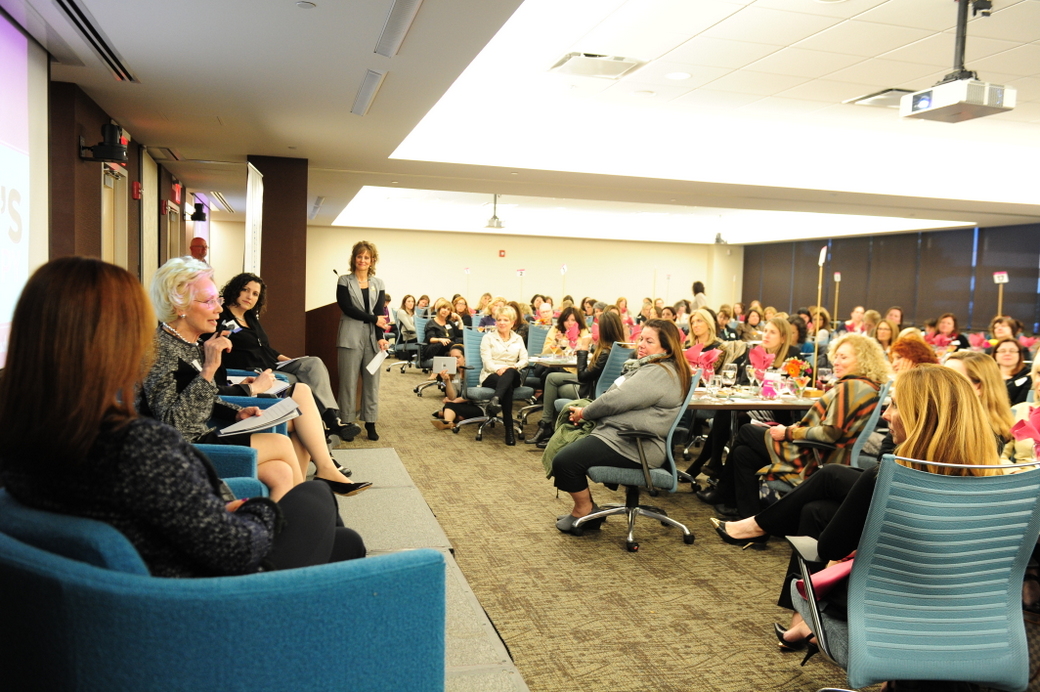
[
  {"x1": 817, "y1": 367, "x2": 833, "y2": 387},
  {"x1": 721, "y1": 363, "x2": 737, "y2": 388},
  {"x1": 745, "y1": 364, "x2": 758, "y2": 386}
]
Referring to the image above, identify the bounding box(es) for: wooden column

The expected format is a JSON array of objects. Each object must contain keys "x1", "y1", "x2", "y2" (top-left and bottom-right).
[{"x1": 246, "y1": 155, "x2": 308, "y2": 357}]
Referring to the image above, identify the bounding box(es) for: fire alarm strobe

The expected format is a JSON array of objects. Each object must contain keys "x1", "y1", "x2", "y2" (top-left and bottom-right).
[{"x1": 499, "y1": 250, "x2": 505, "y2": 257}]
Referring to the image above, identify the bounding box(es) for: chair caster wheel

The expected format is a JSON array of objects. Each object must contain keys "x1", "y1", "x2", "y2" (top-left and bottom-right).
[
  {"x1": 475, "y1": 434, "x2": 482, "y2": 441},
  {"x1": 452, "y1": 426, "x2": 460, "y2": 434},
  {"x1": 626, "y1": 542, "x2": 639, "y2": 552},
  {"x1": 683, "y1": 451, "x2": 692, "y2": 461},
  {"x1": 683, "y1": 534, "x2": 695, "y2": 545},
  {"x1": 570, "y1": 527, "x2": 584, "y2": 537}
]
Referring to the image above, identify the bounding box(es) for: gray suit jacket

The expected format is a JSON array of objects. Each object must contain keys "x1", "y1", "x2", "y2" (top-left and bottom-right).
[{"x1": 336, "y1": 274, "x2": 385, "y2": 350}]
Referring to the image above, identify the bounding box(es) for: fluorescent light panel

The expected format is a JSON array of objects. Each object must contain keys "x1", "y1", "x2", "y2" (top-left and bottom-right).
[
  {"x1": 351, "y1": 69, "x2": 388, "y2": 116},
  {"x1": 375, "y1": 0, "x2": 424, "y2": 57}
]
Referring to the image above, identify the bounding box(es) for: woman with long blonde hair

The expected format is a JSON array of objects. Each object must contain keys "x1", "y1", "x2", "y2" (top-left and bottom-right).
[{"x1": 944, "y1": 349, "x2": 1014, "y2": 447}]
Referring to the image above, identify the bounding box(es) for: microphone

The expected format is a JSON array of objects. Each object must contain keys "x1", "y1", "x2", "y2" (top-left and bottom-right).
[{"x1": 333, "y1": 269, "x2": 339, "y2": 275}]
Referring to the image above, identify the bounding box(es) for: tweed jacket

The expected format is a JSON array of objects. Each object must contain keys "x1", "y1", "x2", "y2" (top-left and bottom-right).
[{"x1": 336, "y1": 273, "x2": 386, "y2": 351}]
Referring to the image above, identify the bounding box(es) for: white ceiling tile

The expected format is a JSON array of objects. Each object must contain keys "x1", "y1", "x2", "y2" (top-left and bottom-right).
[
  {"x1": 794, "y1": 20, "x2": 936, "y2": 57},
  {"x1": 664, "y1": 36, "x2": 782, "y2": 69},
  {"x1": 967, "y1": 44, "x2": 1040, "y2": 78},
  {"x1": 825, "y1": 58, "x2": 948, "y2": 88},
  {"x1": 737, "y1": 96, "x2": 830, "y2": 117},
  {"x1": 854, "y1": 0, "x2": 959, "y2": 32},
  {"x1": 700, "y1": 7, "x2": 843, "y2": 46},
  {"x1": 571, "y1": 0, "x2": 750, "y2": 60},
  {"x1": 777, "y1": 78, "x2": 887, "y2": 104},
  {"x1": 1006, "y1": 76, "x2": 1040, "y2": 103},
  {"x1": 744, "y1": 47, "x2": 865, "y2": 79},
  {"x1": 752, "y1": 0, "x2": 892, "y2": 20},
  {"x1": 597, "y1": 80, "x2": 698, "y2": 104},
  {"x1": 948, "y1": 33, "x2": 1025, "y2": 63},
  {"x1": 966, "y1": 2, "x2": 1040, "y2": 43},
  {"x1": 880, "y1": 33, "x2": 967, "y2": 67},
  {"x1": 990, "y1": 102, "x2": 1040, "y2": 123},
  {"x1": 622, "y1": 61, "x2": 732, "y2": 89},
  {"x1": 669, "y1": 88, "x2": 762, "y2": 111},
  {"x1": 701, "y1": 70, "x2": 811, "y2": 96}
]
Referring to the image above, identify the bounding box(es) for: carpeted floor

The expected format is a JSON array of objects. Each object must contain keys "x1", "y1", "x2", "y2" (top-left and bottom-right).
[{"x1": 340, "y1": 365, "x2": 878, "y2": 692}]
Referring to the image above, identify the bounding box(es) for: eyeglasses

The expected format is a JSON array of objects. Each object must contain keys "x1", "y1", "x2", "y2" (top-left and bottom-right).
[
  {"x1": 195, "y1": 297, "x2": 224, "y2": 308},
  {"x1": 995, "y1": 349, "x2": 1019, "y2": 355}
]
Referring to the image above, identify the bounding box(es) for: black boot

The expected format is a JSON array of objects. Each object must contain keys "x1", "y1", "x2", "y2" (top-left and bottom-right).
[
  {"x1": 504, "y1": 422, "x2": 516, "y2": 446},
  {"x1": 526, "y1": 420, "x2": 553, "y2": 445},
  {"x1": 365, "y1": 422, "x2": 379, "y2": 441}
]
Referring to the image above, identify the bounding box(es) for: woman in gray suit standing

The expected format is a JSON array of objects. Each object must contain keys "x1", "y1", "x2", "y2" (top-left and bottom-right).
[{"x1": 337, "y1": 240, "x2": 389, "y2": 441}]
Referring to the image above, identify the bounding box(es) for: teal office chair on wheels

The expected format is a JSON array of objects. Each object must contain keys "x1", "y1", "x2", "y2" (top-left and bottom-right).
[
  {"x1": 569, "y1": 370, "x2": 701, "y2": 552},
  {"x1": 788, "y1": 455, "x2": 1040, "y2": 692}
]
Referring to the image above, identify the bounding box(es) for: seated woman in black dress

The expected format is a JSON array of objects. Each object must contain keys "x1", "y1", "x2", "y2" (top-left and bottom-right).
[
  {"x1": 0, "y1": 257, "x2": 365, "y2": 577},
  {"x1": 424, "y1": 298, "x2": 463, "y2": 360},
  {"x1": 144, "y1": 258, "x2": 368, "y2": 501},
  {"x1": 218, "y1": 272, "x2": 360, "y2": 442}
]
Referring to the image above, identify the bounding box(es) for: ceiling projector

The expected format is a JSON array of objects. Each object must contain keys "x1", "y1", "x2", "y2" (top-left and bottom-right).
[{"x1": 900, "y1": 78, "x2": 1015, "y2": 123}]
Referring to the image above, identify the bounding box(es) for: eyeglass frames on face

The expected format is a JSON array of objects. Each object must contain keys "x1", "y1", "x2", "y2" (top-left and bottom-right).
[{"x1": 195, "y1": 297, "x2": 224, "y2": 308}]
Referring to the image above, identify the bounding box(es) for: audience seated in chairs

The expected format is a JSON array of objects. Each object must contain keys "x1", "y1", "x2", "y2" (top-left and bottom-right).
[
  {"x1": 453, "y1": 295, "x2": 473, "y2": 327},
  {"x1": 397, "y1": 294, "x2": 418, "y2": 343},
  {"x1": 480, "y1": 305, "x2": 529, "y2": 446},
  {"x1": 0, "y1": 256, "x2": 366, "y2": 579},
  {"x1": 216, "y1": 271, "x2": 360, "y2": 443},
  {"x1": 143, "y1": 257, "x2": 369, "y2": 502}
]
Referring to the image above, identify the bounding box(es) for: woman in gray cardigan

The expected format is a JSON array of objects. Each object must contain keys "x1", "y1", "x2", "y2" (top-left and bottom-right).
[
  {"x1": 552, "y1": 319, "x2": 692, "y2": 533},
  {"x1": 337, "y1": 241, "x2": 390, "y2": 441}
]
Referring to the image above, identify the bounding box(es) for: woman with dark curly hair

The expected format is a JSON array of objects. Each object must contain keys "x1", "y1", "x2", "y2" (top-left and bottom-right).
[{"x1": 219, "y1": 272, "x2": 360, "y2": 443}]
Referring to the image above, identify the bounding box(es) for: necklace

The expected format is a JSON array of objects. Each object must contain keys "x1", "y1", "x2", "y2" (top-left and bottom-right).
[{"x1": 161, "y1": 321, "x2": 197, "y2": 346}]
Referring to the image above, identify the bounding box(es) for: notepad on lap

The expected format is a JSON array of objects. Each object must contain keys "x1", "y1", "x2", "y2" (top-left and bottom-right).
[{"x1": 218, "y1": 397, "x2": 300, "y2": 436}]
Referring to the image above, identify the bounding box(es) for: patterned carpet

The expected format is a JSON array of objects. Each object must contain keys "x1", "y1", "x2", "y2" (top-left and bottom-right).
[{"x1": 340, "y1": 365, "x2": 880, "y2": 692}]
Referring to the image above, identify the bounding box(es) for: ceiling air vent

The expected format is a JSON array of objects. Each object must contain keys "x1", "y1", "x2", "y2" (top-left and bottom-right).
[{"x1": 550, "y1": 52, "x2": 643, "y2": 79}]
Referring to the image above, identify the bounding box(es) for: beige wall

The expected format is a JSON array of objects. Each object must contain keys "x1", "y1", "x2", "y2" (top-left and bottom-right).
[
  {"x1": 209, "y1": 219, "x2": 246, "y2": 290},
  {"x1": 306, "y1": 226, "x2": 744, "y2": 313}
]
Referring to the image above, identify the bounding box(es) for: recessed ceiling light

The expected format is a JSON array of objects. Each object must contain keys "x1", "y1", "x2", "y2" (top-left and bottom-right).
[
  {"x1": 390, "y1": 180, "x2": 399, "y2": 184},
  {"x1": 296, "y1": 1, "x2": 316, "y2": 8},
  {"x1": 632, "y1": 90, "x2": 655, "y2": 97},
  {"x1": 665, "y1": 72, "x2": 691, "y2": 81}
]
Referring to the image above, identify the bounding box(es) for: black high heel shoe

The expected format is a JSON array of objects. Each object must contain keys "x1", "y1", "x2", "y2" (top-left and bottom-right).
[
  {"x1": 800, "y1": 642, "x2": 819, "y2": 666},
  {"x1": 710, "y1": 518, "x2": 768, "y2": 550},
  {"x1": 773, "y1": 622, "x2": 810, "y2": 652},
  {"x1": 314, "y1": 477, "x2": 372, "y2": 497}
]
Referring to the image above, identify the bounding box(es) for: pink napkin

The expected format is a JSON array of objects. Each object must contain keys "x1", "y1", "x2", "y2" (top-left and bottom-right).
[
  {"x1": 1011, "y1": 406, "x2": 1040, "y2": 444},
  {"x1": 684, "y1": 343, "x2": 721, "y2": 371},
  {"x1": 629, "y1": 324, "x2": 641, "y2": 342},
  {"x1": 925, "y1": 333, "x2": 952, "y2": 348},
  {"x1": 1021, "y1": 336, "x2": 1038, "y2": 350},
  {"x1": 748, "y1": 346, "x2": 775, "y2": 377},
  {"x1": 968, "y1": 332, "x2": 989, "y2": 349},
  {"x1": 565, "y1": 322, "x2": 579, "y2": 348}
]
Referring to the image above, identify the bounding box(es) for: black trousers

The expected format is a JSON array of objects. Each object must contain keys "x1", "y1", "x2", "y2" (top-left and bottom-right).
[
  {"x1": 754, "y1": 463, "x2": 864, "y2": 610},
  {"x1": 552, "y1": 435, "x2": 642, "y2": 494},
  {"x1": 714, "y1": 423, "x2": 774, "y2": 518},
  {"x1": 482, "y1": 369, "x2": 521, "y2": 422},
  {"x1": 266, "y1": 481, "x2": 366, "y2": 569}
]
